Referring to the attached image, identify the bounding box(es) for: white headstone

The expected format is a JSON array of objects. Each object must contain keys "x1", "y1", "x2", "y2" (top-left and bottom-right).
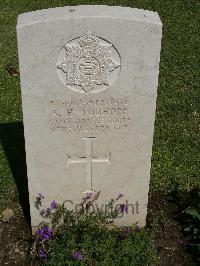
[{"x1": 17, "y1": 5, "x2": 162, "y2": 227}]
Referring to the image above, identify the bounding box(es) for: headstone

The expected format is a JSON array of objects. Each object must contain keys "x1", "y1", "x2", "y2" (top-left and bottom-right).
[{"x1": 17, "y1": 5, "x2": 162, "y2": 228}]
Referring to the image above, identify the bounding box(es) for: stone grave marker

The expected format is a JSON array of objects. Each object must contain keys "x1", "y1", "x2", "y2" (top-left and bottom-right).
[{"x1": 17, "y1": 5, "x2": 162, "y2": 228}]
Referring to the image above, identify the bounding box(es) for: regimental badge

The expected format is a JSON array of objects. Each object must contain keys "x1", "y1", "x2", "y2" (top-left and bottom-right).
[{"x1": 57, "y1": 31, "x2": 121, "y2": 93}]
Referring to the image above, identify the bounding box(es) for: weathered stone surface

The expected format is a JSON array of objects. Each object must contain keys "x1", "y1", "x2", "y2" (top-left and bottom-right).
[{"x1": 17, "y1": 5, "x2": 162, "y2": 227}]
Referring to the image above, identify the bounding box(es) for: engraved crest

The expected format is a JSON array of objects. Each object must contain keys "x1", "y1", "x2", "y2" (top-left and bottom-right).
[{"x1": 57, "y1": 31, "x2": 121, "y2": 93}]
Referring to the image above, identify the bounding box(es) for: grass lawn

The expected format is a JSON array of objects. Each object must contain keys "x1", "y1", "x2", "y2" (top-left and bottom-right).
[{"x1": 0, "y1": 0, "x2": 199, "y2": 264}]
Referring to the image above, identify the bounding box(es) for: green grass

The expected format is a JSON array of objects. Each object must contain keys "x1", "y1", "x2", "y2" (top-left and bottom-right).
[{"x1": 0, "y1": 0, "x2": 199, "y2": 211}]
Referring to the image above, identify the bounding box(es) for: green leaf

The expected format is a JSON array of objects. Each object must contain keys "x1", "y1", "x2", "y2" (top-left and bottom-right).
[
  {"x1": 185, "y1": 208, "x2": 200, "y2": 220},
  {"x1": 184, "y1": 227, "x2": 191, "y2": 232}
]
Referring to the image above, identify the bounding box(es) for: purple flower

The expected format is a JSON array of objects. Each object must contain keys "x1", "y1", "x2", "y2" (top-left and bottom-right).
[
  {"x1": 38, "y1": 249, "x2": 47, "y2": 258},
  {"x1": 87, "y1": 192, "x2": 93, "y2": 199},
  {"x1": 72, "y1": 251, "x2": 84, "y2": 261},
  {"x1": 36, "y1": 226, "x2": 53, "y2": 240},
  {"x1": 36, "y1": 193, "x2": 44, "y2": 202},
  {"x1": 117, "y1": 193, "x2": 124, "y2": 200},
  {"x1": 38, "y1": 193, "x2": 44, "y2": 199},
  {"x1": 119, "y1": 203, "x2": 128, "y2": 213},
  {"x1": 83, "y1": 190, "x2": 95, "y2": 200},
  {"x1": 50, "y1": 200, "x2": 58, "y2": 209}
]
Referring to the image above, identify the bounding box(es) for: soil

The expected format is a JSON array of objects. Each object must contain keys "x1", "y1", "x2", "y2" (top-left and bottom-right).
[
  {"x1": 0, "y1": 199, "x2": 31, "y2": 265},
  {"x1": 147, "y1": 193, "x2": 196, "y2": 266},
  {"x1": 0, "y1": 192, "x2": 197, "y2": 266}
]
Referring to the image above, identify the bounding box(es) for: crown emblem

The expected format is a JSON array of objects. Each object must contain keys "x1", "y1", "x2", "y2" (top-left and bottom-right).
[
  {"x1": 78, "y1": 31, "x2": 99, "y2": 51},
  {"x1": 57, "y1": 31, "x2": 120, "y2": 93}
]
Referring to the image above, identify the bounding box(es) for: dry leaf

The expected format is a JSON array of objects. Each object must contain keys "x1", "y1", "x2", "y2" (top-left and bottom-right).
[{"x1": 5, "y1": 65, "x2": 20, "y2": 76}]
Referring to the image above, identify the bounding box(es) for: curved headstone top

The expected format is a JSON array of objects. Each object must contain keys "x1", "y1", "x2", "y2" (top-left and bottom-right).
[{"x1": 17, "y1": 5, "x2": 162, "y2": 28}]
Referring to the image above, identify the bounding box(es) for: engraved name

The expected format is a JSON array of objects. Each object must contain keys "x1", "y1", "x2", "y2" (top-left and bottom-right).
[{"x1": 49, "y1": 97, "x2": 132, "y2": 133}]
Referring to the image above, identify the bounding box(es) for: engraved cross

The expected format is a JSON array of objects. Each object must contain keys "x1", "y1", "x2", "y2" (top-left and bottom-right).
[{"x1": 67, "y1": 137, "x2": 111, "y2": 189}]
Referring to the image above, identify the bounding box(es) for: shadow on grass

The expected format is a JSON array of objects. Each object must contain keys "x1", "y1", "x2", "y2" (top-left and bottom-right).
[{"x1": 0, "y1": 121, "x2": 30, "y2": 225}]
